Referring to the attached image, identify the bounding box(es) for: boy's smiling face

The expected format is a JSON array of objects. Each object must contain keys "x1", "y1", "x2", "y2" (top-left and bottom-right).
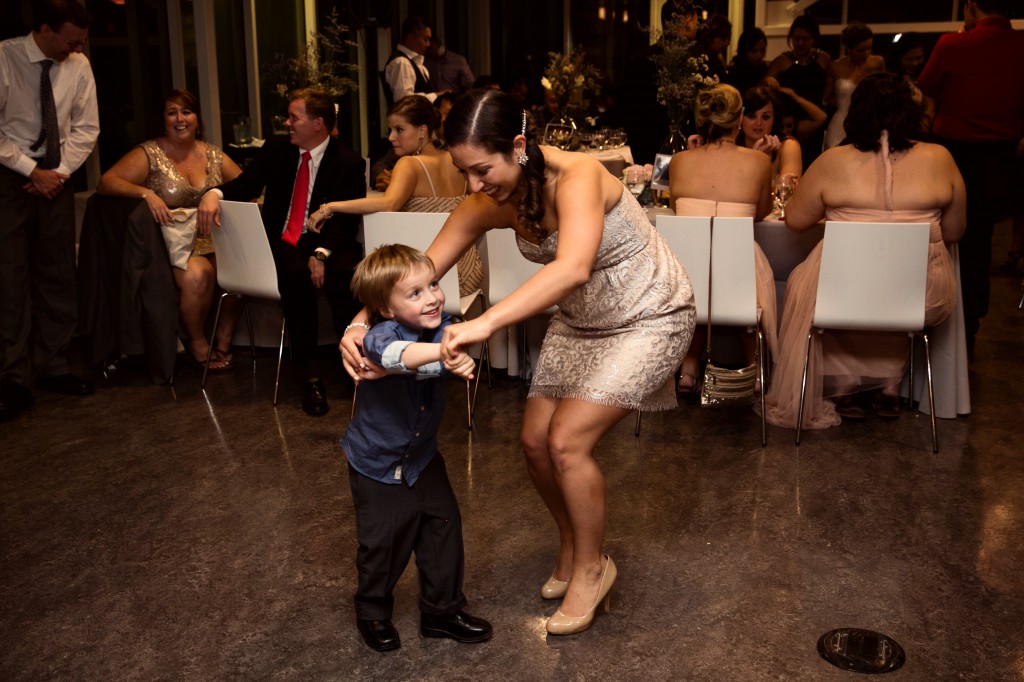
[{"x1": 381, "y1": 262, "x2": 445, "y2": 330}]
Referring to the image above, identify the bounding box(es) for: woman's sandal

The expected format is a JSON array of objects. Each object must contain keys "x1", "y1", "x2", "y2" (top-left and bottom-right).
[
  {"x1": 871, "y1": 393, "x2": 901, "y2": 420},
  {"x1": 834, "y1": 394, "x2": 866, "y2": 420},
  {"x1": 208, "y1": 349, "x2": 235, "y2": 372}
]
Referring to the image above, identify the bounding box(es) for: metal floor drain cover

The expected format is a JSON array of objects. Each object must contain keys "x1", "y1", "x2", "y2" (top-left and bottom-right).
[{"x1": 817, "y1": 628, "x2": 906, "y2": 674}]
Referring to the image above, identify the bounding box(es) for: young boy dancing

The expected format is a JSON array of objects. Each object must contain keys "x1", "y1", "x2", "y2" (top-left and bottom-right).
[{"x1": 342, "y1": 244, "x2": 492, "y2": 652}]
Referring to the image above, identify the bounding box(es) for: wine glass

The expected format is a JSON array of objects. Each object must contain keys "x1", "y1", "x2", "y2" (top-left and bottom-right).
[{"x1": 773, "y1": 175, "x2": 796, "y2": 218}]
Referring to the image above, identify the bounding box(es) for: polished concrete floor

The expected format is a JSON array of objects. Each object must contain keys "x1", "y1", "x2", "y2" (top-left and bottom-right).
[{"x1": 3, "y1": 233, "x2": 1024, "y2": 682}]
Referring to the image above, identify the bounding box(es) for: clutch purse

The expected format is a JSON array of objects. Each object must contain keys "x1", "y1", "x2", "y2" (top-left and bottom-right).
[{"x1": 159, "y1": 207, "x2": 198, "y2": 270}]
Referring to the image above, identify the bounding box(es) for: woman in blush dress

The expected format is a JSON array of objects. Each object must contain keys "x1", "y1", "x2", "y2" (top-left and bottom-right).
[
  {"x1": 307, "y1": 95, "x2": 482, "y2": 296},
  {"x1": 763, "y1": 73, "x2": 965, "y2": 428},
  {"x1": 669, "y1": 83, "x2": 776, "y2": 394},
  {"x1": 824, "y1": 22, "x2": 885, "y2": 149},
  {"x1": 97, "y1": 89, "x2": 243, "y2": 370},
  {"x1": 341, "y1": 89, "x2": 695, "y2": 636}
]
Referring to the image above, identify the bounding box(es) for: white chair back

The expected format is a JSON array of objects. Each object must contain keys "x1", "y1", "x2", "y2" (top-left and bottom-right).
[
  {"x1": 481, "y1": 228, "x2": 547, "y2": 309},
  {"x1": 709, "y1": 217, "x2": 758, "y2": 327},
  {"x1": 814, "y1": 221, "x2": 930, "y2": 331},
  {"x1": 213, "y1": 201, "x2": 280, "y2": 301},
  {"x1": 362, "y1": 212, "x2": 463, "y2": 318},
  {"x1": 655, "y1": 215, "x2": 711, "y2": 323}
]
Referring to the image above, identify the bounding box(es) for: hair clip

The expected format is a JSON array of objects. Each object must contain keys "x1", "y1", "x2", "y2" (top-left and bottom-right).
[{"x1": 521, "y1": 110, "x2": 527, "y2": 137}]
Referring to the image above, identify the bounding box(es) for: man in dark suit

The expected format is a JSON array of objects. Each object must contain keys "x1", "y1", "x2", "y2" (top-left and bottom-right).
[{"x1": 198, "y1": 88, "x2": 365, "y2": 416}]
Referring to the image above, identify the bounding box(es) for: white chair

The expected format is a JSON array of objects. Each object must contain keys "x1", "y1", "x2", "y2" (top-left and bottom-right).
[
  {"x1": 204, "y1": 200, "x2": 287, "y2": 405},
  {"x1": 362, "y1": 212, "x2": 486, "y2": 429},
  {"x1": 641, "y1": 216, "x2": 711, "y2": 436},
  {"x1": 480, "y1": 228, "x2": 552, "y2": 382},
  {"x1": 796, "y1": 221, "x2": 937, "y2": 452},
  {"x1": 710, "y1": 217, "x2": 767, "y2": 446}
]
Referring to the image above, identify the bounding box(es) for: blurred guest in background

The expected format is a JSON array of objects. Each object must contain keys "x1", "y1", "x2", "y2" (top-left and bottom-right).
[
  {"x1": 726, "y1": 27, "x2": 769, "y2": 96},
  {"x1": 424, "y1": 36, "x2": 475, "y2": 95},
  {"x1": 824, "y1": 21, "x2": 884, "y2": 149}
]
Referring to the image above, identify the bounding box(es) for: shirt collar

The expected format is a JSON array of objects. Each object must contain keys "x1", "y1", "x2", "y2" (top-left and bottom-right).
[
  {"x1": 306, "y1": 135, "x2": 331, "y2": 169},
  {"x1": 397, "y1": 43, "x2": 424, "y2": 65},
  {"x1": 974, "y1": 16, "x2": 1012, "y2": 30},
  {"x1": 24, "y1": 32, "x2": 49, "y2": 65}
]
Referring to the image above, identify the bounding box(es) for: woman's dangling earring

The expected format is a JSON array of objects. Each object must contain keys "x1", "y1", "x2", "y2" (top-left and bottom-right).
[
  {"x1": 517, "y1": 151, "x2": 529, "y2": 166},
  {"x1": 415, "y1": 138, "x2": 425, "y2": 155}
]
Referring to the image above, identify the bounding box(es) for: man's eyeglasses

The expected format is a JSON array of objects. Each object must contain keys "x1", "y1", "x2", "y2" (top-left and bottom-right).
[{"x1": 63, "y1": 38, "x2": 87, "y2": 49}]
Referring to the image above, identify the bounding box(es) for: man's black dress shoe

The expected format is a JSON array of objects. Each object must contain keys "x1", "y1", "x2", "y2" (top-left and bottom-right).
[
  {"x1": 302, "y1": 377, "x2": 329, "y2": 416},
  {"x1": 420, "y1": 610, "x2": 493, "y2": 643},
  {"x1": 0, "y1": 382, "x2": 34, "y2": 422},
  {"x1": 356, "y1": 618, "x2": 400, "y2": 652},
  {"x1": 36, "y1": 373, "x2": 94, "y2": 396}
]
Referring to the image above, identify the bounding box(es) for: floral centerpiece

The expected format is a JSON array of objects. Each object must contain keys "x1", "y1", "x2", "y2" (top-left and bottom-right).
[
  {"x1": 266, "y1": 9, "x2": 358, "y2": 102},
  {"x1": 649, "y1": 16, "x2": 719, "y2": 134},
  {"x1": 540, "y1": 49, "x2": 602, "y2": 123}
]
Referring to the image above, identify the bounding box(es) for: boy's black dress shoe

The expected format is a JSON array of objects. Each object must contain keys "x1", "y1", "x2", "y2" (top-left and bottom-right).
[
  {"x1": 36, "y1": 373, "x2": 94, "y2": 396},
  {"x1": 420, "y1": 610, "x2": 492, "y2": 643},
  {"x1": 0, "y1": 382, "x2": 34, "y2": 422},
  {"x1": 302, "y1": 378, "x2": 329, "y2": 416},
  {"x1": 356, "y1": 618, "x2": 400, "y2": 651}
]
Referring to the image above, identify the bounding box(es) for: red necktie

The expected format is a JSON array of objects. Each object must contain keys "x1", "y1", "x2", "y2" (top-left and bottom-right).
[{"x1": 283, "y1": 150, "x2": 311, "y2": 246}]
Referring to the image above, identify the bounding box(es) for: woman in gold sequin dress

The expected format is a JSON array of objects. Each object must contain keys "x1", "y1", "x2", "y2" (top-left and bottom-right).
[
  {"x1": 342, "y1": 89, "x2": 695, "y2": 635},
  {"x1": 97, "y1": 89, "x2": 243, "y2": 370}
]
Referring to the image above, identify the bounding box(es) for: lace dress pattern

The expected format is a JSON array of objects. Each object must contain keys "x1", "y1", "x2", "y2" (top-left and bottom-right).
[{"x1": 519, "y1": 187, "x2": 695, "y2": 411}]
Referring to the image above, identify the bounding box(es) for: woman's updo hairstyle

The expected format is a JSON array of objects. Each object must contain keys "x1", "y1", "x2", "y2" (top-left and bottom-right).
[
  {"x1": 445, "y1": 88, "x2": 547, "y2": 238},
  {"x1": 840, "y1": 21, "x2": 873, "y2": 50},
  {"x1": 387, "y1": 94, "x2": 439, "y2": 134},
  {"x1": 844, "y1": 72, "x2": 921, "y2": 153},
  {"x1": 694, "y1": 83, "x2": 743, "y2": 142}
]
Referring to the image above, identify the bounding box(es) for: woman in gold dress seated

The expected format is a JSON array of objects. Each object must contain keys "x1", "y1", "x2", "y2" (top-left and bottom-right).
[
  {"x1": 763, "y1": 72, "x2": 965, "y2": 427},
  {"x1": 97, "y1": 89, "x2": 243, "y2": 370}
]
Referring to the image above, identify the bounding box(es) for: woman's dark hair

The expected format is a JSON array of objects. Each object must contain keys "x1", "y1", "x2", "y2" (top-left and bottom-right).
[
  {"x1": 736, "y1": 27, "x2": 767, "y2": 61},
  {"x1": 698, "y1": 14, "x2": 732, "y2": 48},
  {"x1": 788, "y1": 14, "x2": 821, "y2": 41},
  {"x1": 387, "y1": 94, "x2": 439, "y2": 133},
  {"x1": 840, "y1": 21, "x2": 873, "y2": 50},
  {"x1": 694, "y1": 83, "x2": 743, "y2": 142},
  {"x1": 445, "y1": 88, "x2": 547, "y2": 238},
  {"x1": 843, "y1": 72, "x2": 921, "y2": 152},
  {"x1": 164, "y1": 88, "x2": 204, "y2": 140},
  {"x1": 736, "y1": 86, "x2": 783, "y2": 147},
  {"x1": 884, "y1": 32, "x2": 924, "y2": 74}
]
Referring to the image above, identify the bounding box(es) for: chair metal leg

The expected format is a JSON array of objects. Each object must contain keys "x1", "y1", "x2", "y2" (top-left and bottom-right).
[
  {"x1": 758, "y1": 328, "x2": 767, "y2": 447},
  {"x1": 634, "y1": 409, "x2": 642, "y2": 437},
  {"x1": 796, "y1": 330, "x2": 814, "y2": 445},
  {"x1": 907, "y1": 333, "x2": 915, "y2": 410},
  {"x1": 201, "y1": 293, "x2": 228, "y2": 387},
  {"x1": 273, "y1": 317, "x2": 286, "y2": 406},
  {"x1": 922, "y1": 332, "x2": 938, "y2": 453},
  {"x1": 469, "y1": 341, "x2": 488, "y2": 425},
  {"x1": 465, "y1": 379, "x2": 473, "y2": 429}
]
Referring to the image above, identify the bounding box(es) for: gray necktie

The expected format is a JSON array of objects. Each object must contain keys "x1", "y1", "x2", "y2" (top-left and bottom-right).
[{"x1": 29, "y1": 60, "x2": 60, "y2": 170}]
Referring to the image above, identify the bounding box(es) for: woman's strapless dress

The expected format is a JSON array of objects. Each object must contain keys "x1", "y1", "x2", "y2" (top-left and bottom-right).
[
  {"x1": 824, "y1": 78, "x2": 856, "y2": 150},
  {"x1": 519, "y1": 187, "x2": 695, "y2": 411},
  {"x1": 674, "y1": 198, "x2": 779, "y2": 359}
]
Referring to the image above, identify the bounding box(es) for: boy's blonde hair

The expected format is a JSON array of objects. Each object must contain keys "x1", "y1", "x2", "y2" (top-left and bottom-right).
[{"x1": 351, "y1": 244, "x2": 437, "y2": 322}]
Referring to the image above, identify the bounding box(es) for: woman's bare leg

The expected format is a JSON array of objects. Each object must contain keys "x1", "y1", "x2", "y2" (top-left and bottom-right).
[
  {"x1": 173, "y1": 256, "x2": 216, "y2": 360},
  {"x1": 206, "y1": 255, "x2": 241, "y2": 357},
  {"x1": 521, "y1": 396, "x2": 574, "y2": 581},
  {"x1": 545, "y1": 399, "x2": 631, "y2": 617}
]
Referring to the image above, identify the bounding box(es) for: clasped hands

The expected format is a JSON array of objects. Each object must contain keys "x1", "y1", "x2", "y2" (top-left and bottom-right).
[{"x1": 305, "y1": 204, "x2": 331, "y2": 233}]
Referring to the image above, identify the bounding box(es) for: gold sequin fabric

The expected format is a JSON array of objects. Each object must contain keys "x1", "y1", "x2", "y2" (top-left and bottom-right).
[
  {"x1": 519, "y1": 187, "x2": 695, "y2": 411},
  {"x1": 141, "y1": 140, "x2": 225, "y2": 256}
]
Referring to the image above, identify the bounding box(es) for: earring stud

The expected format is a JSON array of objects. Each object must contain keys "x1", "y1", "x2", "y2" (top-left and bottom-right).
[{"x1": 517, "y1": 152, "x2": 529, "y2": 166}]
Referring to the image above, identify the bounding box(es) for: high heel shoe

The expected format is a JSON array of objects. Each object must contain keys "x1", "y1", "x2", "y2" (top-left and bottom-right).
[
  {"x1": 546, "y1": 555, "x2": 616, "y2": 635},
  {"x1": 541, "y1": 575, "x2": 569, "y2": 600}
]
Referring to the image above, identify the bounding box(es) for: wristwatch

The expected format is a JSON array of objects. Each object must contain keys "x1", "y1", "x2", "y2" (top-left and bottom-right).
[{"x1": 314, "y1": 250, "x2": 328, "y2": 262}]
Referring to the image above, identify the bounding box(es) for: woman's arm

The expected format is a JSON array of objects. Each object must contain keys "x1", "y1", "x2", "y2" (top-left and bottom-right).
[
  {"x1": 778, "y1": 137, "x2": 803, "y2": 179},
  {"x1": 754, "y1": 155, "x2": 774, "y2": 221},
  {"x1": 668, "y1": 150, "x2": 688, "y2": 207},
  {"x1": 766, "y1": 53, "x2": 790, "y2": 81},
  {"x1": 937, "y1": 147, "x2": 967, "y2": 244},
  {"x1": 307, "y1": 155, "x2": 420, "y2": 230},
  {"x1": 97, "y1": 146, "x2": 175, "y2": 226},
  {"x1": 783, "y1": 153, "x2": 828, "y2": 230},
  {"x1": 777, "y1": 86, "x2": 827, "y2": 140},
  {"x1": 819, "y1": 51, "x2": 834, "y2": 107}
]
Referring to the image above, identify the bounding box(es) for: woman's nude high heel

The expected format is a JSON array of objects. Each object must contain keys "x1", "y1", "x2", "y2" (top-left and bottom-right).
[
  {"x1": 541, "y1": 575, "x2": 569, "y2": 600},
  {"x1": 545, "y1": 555, "x2": 616, "y2": 635}
]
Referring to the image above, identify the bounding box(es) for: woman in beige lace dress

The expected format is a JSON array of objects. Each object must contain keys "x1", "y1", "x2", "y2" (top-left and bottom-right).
[
  {"x1": 342, "y1": 89, "x2": 695, "y2": 636},
  {"x1": 307, "y1": 95, "x2": 482, "y2": 295},
  {"x1": 97, "y1": 89, "x2": 243, "y2": 370}
]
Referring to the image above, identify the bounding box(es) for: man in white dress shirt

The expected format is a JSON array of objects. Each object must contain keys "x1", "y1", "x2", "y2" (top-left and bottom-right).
[
  {"x1": 0, "y1": 0, "x2": 99, "y2": 422},
  {"x1": 383, "y1": 16, "x2": 448, "y2": 105}
]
